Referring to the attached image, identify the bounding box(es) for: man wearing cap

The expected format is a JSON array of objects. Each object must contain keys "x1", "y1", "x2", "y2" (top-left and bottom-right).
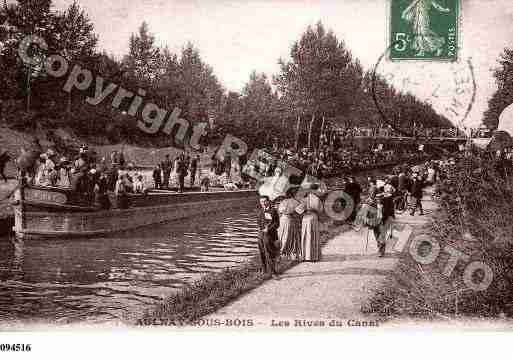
[
  {"x1": 345, "y1": 176, "x2": 362, "y2": 222},
  {"x1": 409, "y1": 173, "x2": 424, "y2": 216},
  {"x1": 373, "y1": 190, "x2": 395, "y2": 257},
  {"x1": 190, "y1": 154, "x2": 199, "y2": 187}
]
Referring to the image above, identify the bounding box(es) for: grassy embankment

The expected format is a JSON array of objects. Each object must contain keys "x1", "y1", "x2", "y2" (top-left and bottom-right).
[
  {"x1": 364, "y1": 153, "x2": 513, "y2": 320},
  {"x1": 138, "y1": 220, "x2": 349, "y2": 325}
]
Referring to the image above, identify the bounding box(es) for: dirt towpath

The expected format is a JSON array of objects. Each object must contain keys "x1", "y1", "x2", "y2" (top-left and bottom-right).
[{"x1": 205, "y1": 191, "x2": 437, "y2": 328}]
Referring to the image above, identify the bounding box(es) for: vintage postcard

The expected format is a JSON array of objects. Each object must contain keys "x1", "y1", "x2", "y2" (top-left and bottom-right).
[{"x1": 1, "y1": 0, "x2": 513, "y2": 355}]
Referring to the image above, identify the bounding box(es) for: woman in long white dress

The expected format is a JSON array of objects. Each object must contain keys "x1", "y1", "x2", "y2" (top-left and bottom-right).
[
  {"x1": 401, "y1": 0, "x2": 450, "y2": 56},
  {"x1": 278, "y1": 187, "x2": 303, "y2": 259},
  {"x1": 300, "y1": 191, "x2": 323, "y2": 262}
]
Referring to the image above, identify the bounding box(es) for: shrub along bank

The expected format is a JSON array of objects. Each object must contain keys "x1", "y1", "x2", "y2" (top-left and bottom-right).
[{"x1": 365, "y1": 153, "x2": 513, "y2": 319}]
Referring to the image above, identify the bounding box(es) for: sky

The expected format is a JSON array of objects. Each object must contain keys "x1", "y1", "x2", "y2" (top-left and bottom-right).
[{"x1": 51, "y1": 0, "x2": 513, "y2": 129}]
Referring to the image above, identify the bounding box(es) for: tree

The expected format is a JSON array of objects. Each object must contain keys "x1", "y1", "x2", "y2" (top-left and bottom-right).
[
  {"x1": 275, "y1": 22, "x2": 362, "y2": 149},
  {"x1": 484, "y1": 48, "x2": 513, "y2": 129},
  {"x1": 2, "y1": 0, "x2": 57, "y2": 112},
  {"x1": 242, "y1": 71, "x2": 275, "y2": 128},
  {"x1": 55, "y1": 0, "x2": 98, "y2": 116},
  {"x1": 177, "y1": 42, "x2": 224, "y2": 122},
  {"x1": 123, "y1": 21, "x2": 161, "y2": 88}
]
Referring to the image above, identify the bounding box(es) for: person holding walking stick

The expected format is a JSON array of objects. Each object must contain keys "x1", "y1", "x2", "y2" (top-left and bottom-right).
[{"x1": 356, "y1": 186, "x2": 394, "y2": 257}]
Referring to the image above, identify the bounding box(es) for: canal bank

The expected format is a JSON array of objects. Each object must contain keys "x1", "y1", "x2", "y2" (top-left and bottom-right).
[
  {"x1": 140, "y1": 189, "x2": 437, "y2": 327},
  {"x1": 195, "y1": 191, "x2": 437, "y2": 328}
]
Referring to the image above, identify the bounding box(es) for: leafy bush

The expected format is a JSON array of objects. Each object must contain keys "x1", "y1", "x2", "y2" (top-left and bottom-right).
[{"x1": 367, "y1": 152, "x2": 513, "y2": 319}]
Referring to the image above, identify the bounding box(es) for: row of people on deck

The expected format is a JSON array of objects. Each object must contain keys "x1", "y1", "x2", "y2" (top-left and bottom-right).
[{"x1": 152, "y1": 152, "x2": 199, "y2": 192}]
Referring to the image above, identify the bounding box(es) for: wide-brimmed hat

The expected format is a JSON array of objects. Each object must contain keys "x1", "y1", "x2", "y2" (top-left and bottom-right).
[
  {"x1": 375, "y1": 192, "x2": 386, "y2": 199},
  {"x1": 384, "y1": 184, "x2": 395, "y2": 197}
]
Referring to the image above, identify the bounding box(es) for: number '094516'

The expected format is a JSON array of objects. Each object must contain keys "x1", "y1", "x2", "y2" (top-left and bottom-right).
[{"x1": 0, "y1": 344, "x2": 32, "y2": 351}]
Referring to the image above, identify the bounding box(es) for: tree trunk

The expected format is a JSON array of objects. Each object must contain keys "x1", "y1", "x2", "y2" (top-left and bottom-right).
[
  {"x1": 295, "y1": 114, "x2": 301, "y2": 151},
  {"x1": 67, "y1": 91, "x2": 72, "y2": 117},
  {"x1": 318, "y1": 116, "x2": 325, "y2": 151},
  {"x1": 308, "y1": 113, "x2": 316, "y2": 149},
  {"x1": 26, "y1": 64, "x2": 31, "y2": 112}
]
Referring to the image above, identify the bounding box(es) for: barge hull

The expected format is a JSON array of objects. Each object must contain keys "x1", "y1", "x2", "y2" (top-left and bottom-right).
[{"x1": 14, "y1": 189, "x2": 257, "y2": 240}]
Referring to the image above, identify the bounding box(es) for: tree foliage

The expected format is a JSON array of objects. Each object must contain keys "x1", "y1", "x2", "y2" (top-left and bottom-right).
[
  {"x1": 484, "y1": 48, "x2": 513, "y2": 129},
  {"x1": 0, "y1": 3, "x2": 451, "y2": 151}
]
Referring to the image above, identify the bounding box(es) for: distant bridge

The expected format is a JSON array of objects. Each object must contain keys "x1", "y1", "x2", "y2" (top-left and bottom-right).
[{"x1": 334, "y1": 134, "x2": 470, "y2": 151}]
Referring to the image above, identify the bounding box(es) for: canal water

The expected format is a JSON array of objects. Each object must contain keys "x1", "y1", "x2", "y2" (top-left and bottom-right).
[{"x1": 0, "y1": 208, "x2": 259, "y2": 324}]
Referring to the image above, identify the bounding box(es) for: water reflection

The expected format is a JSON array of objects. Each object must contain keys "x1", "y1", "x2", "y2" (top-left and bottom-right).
[{"x1": 0, "y1": 207, "x2": 259, "y2": 324}]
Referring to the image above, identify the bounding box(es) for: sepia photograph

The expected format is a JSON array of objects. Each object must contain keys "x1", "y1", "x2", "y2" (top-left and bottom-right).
[{"x1": 1, "y1": 0, "x2": 513, "y2": 355}]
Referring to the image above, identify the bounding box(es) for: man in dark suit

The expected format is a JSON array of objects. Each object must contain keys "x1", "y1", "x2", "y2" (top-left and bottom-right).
[
  {"x1": 190, "y1": 154, "x2": 199, "y2": 187},
  {"x1": 152, "y1": 164, "x2": 162, "y2": 189},
  {"x1": 257, "y1": 195, "x2": 281, "y2": 278},
  {"x1": 409, "y1": 173, "x2": 424, "y2": 216},
  {"x1": 0, "y1": 150, "x2": 10, "y2": 183},
  {"x1": 176, "y1": 153, "x2": 187, "y2": 193},
  {"x1": 397, "y1": 172, "x2": 409, "y2": 195},
  {"x1": 344, "y1": 176, "x2": 362, "y2": 222},
  {"x1": 161, "y1": 154, "x2": 173, "y2": 189}
]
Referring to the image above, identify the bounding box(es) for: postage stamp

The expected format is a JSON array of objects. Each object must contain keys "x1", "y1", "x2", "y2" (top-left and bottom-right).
[{"x1": 389, "y1": 0, "x2": 460, "y2": 61}]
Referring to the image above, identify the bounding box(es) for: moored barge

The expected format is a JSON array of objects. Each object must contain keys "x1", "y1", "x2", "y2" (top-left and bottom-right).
[{"x1": 12, "y1": 183, "x2": 257, "y2": 240}]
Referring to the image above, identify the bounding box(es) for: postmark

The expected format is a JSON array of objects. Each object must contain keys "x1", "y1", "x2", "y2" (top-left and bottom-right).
[
  {"x1": 372, "y1": 47, "x2": 476, "y2": 137},
  {"x1": 389, "y1": 0, "x2": 459, "y2": 61}
]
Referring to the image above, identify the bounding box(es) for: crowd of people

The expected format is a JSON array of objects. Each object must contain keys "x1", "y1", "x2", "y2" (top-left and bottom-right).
[
  {"x1": 256, "y1": 156, "x2": 456, "y2": 277},
  {"x1": 17, "y1": 144, "x2": 138, "y2": 209},
  {"x1": 152, "y1": 153, "x2": 200, "y2": 192},
  {"x1": 334, "y1": 126, "x2": 467, "y2": 139},
  {"x1": 6, "y1": 128, "x2": 459, "y2": 223},
  {"x1": 14, "y1": 140, "x2": 251, "y2": 209},
  {"x1": 255, "y1": 140, "x2": 431, "y2": 180}
]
